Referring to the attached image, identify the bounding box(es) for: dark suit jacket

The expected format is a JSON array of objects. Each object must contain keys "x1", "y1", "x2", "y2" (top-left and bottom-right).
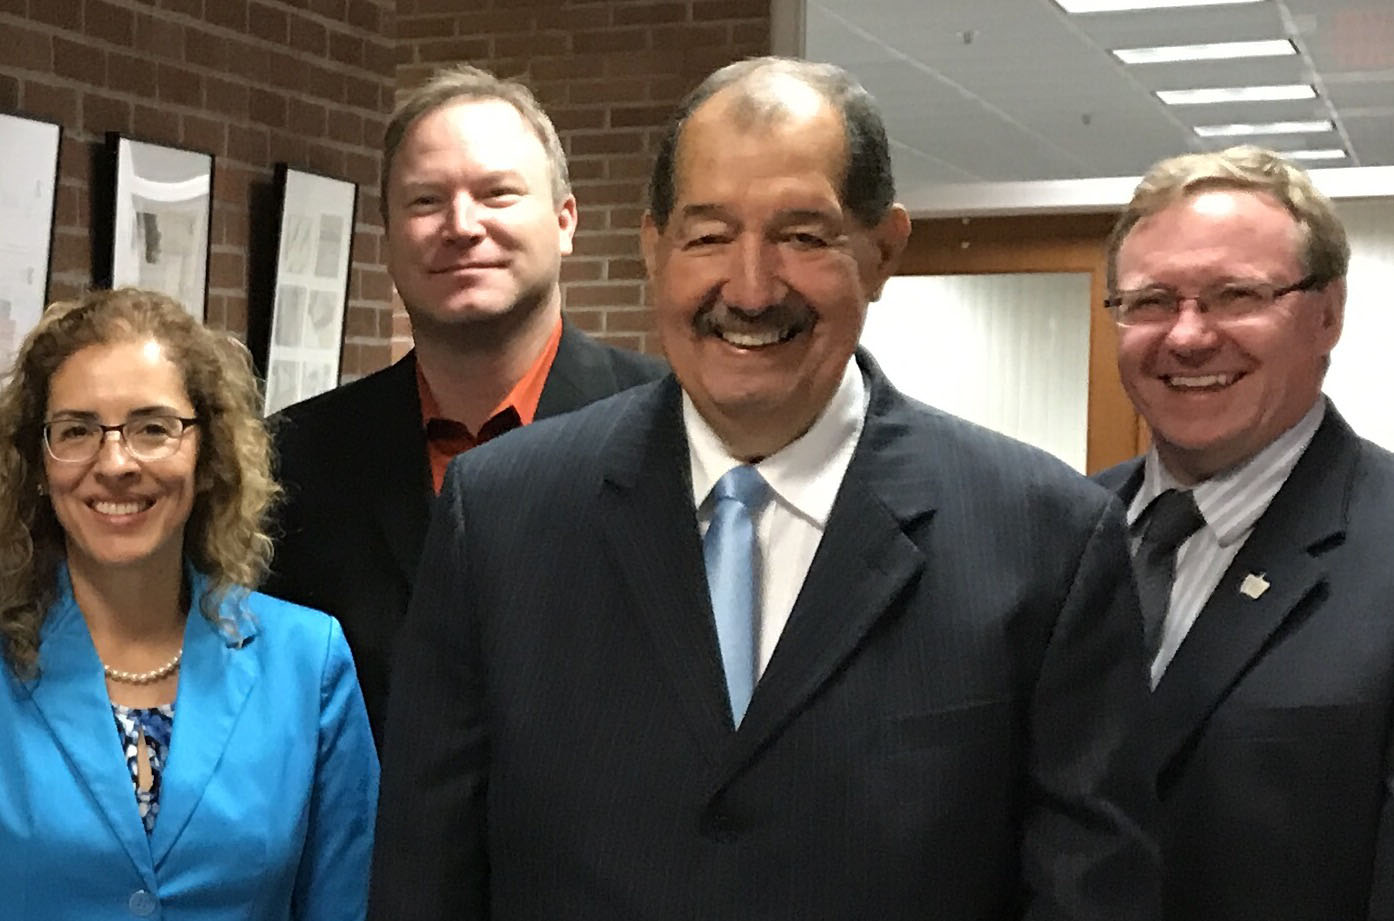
[
  {"x1": 370, "y1": 355, "x2": 1160, "y2": 921},
  {"x1": 266, "y1": 323, "x2": 664, "y2": 742},
  {"x1": 1094, "y1": 403, "x2": 1394, "y2": 921}
]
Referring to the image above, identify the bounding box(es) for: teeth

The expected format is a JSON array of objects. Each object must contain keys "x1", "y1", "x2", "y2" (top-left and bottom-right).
[
  {"x1": 716, "y1": 327, "x2": 792, "y2": 348},
  {"x1": 1168, "y1": 374, "x2": 1234, "y2": 389},
  {"x1": 93, "y1": 501, "x2": 146, "y2": 516}
]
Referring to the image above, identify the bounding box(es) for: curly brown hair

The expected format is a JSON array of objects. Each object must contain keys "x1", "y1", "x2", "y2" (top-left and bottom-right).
[{"x1": 0, "y1": 288, "x2": 281, "y2": 679}]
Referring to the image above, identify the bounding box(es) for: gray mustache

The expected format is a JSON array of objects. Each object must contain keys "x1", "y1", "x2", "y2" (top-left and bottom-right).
[{"x1": 693, "y1": 301, "x2": 814, "y2": 336}]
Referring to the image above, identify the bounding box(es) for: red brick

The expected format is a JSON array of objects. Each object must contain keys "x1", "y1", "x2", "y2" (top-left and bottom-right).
[
  {"x1": 205, "y1": 0, "x2": 246, "y2": 31},
  {"x1": 224, "y1": 294, "x2": 248, "y2": 334},
  {"x1": 53, "y1": 37, "x2": 107, "y2": 85},
  {"x1": 329, "y1": 29, "x2": 365, "y2": 67},
  {"x1": 396, "y1": 14, "x2": 454, "y2": 39},
  {"x1": 82, "y1": 92, "x2": 132, "y2": 134},
  {"x1": 346, "y1": 0, "x2": 381, "y2": 33},
  {"x1": 607, "y1": 258, "x2": 647, "y2": 280},
  {"x1": 0, "y1": 75, "x2": 16, "y2": 112},
  {"x1": 565, "y1": 282, "x2": 643, "y2": 308},
  {"x1": 51, "y1": 231, "x2": 88, "y2": 275},
  {"x1": 86, "y1": 0, "x2": 136, "y2": 45},
  {"x1": 344, "y1": 150, "x2": 377, "y2": 186},
  {"x1": 534, "y1": 5, "x2": 610, "y2": 31},
  {"x1": 203, "y1": 76, "x2": 250, "y2": 119},
  {"x1": 360, "y1": 269, "x2": 393, "y2": 301},
  {"x1": 414, "y1": 36, "x2": 492, "y2": 62},
  {"x1": 493, "y1": 32, "x2": 569, "y2": 59},
  {"x1": 548, "y1": 106, "x2": 607, "y2": 131},
  {"x1": 570, "y1": 130, "x2": 644, "y2": 155},
  {"x1": 214, "y1": 164, "x2": 255, "y2": 204},
  {"x1": 108, "y1": 51, "x2": 158, "y2": 97},
  {"x1": 615, "y1": 2, "x2": 686, "y2": 25},
  {"x1": 185, "y1": 27, "x2": 230, "y2": 70},
  {"x1": 249, "y1": 1, "x2": 289, "y2": 43},
  {"x1": 562, "y1": 308, "x2": 605, "y2": 332},
  {"x1": 132, "y1": 13, "x2": 184, "y2": 59},
  {"x1": 182, "y1": 113, "x2": 226, "y2": 155},
  {"x1": 344, "y1": 74, "x2": 381, "y2": 110},
  {"x1": 609, "y1": 206, "x2": 646, "y2": 230},
  {"x1": 568, "y1": 159, "x2": 607, "y2": 182},
  {"x1": 305, "y1": 64, "x2": 345, "y2": 104},
  {"x1": 267, "y1": 50, "x2": 309, "y2": 89},
  {"x1": 225, "y1": 42, "x2": 271, "y2": 83},
  {"x1": 609, "y1": 154, "x2": 653, "y2": 180},
  {"x1": 572, "y1": 231, "x2": 641, "y2": 258},
  {"x1": 609, "y1": 103, "x2": 673, "y2": 128},
  {"x1": 573, "y1": 28, "x2": 649, "y2": 55},
  {"x1": 602, "y1": 50, "x2": 685, "y2": 78},
  {"x1": 209, "y1": 249, "x2": 243, "y2": 288},
  {"x1": 595, "y1": 332, "x2": 646, "y2": 352},
  {"x1": 365, "y1": 38, "x2": 394, "y2": 76},
  {"x1": 133, "y1": 103, "x2": 179, "y2": 140},
  {"x1": 732, "y1": 20, "x2": 770, "y2": 47},
  {"x1": 605, "y1": 307, "x2": 655, "y2": 332},
  {"x1": 288, "y1": 98, "x2": 328, "y2": 137},
  {"x1": 290, "y1": 13, "x2": 327, "y2": 54},
  {"x1": 327, "y1": 108, "x2": 363, "y2": 145},
  {"x1": 308, "y1": 0, "x2": 346, "y2": 20},
  {"x1": 576, "y1": 180, "x2": 645, "y2": 207},
  {"x1": 2, "y1": 24, "x2": 53, "y2": 72},
  {"x1": 560, "y1": 259, "x2": 605, "y2": 283},
  {"x1": 29, "y1": 0, "x2": 81, "y2": 30},
  {"x1": 160, "y1": 0, "x2": 203, "y2": 19},
  {"x1": 691, "y1": 0, "x2": 767, "y2": 20},
  {"x1": 157, "y1": 63, "x2": 202, "y2": 107},
  {"x1": 267, "y1": 132, "x2": 307, "y2": 167},
  {"x1": 653, "y1": 23, "x2": 728, "y2": 49},
  {"x1": 249, "y1": 88, "x2": 287, "y2": 128},
  {"x1": 567, "y1": 78, "x2": 648, "y2": 104},
  {"x1": 530, "y1": 54, "x2": 605, "y2": 81}
]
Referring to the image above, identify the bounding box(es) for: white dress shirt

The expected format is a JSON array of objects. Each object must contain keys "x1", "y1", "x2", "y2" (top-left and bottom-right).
[
  {"x1": 1128, "y1": 398, "x2": 1325, "y2": 686},
  {"x1": 685, "y1": 358, "x2": 868, "y2": 675}
]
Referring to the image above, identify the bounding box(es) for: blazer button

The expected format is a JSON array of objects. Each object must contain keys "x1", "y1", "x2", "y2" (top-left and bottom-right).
[{"x1": 128, "y1": 889, "x2": 157, "y2": 917}]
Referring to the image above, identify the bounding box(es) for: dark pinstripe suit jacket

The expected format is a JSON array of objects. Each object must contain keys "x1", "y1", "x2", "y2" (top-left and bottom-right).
[
  {"x1": 1095, "y1": 404, "x2": 1394, "y2": 921},
  {"x1": 370, "y1": 354, "x2": 1160, "y2": 921},
  {"x1": 266, "y1": 323, "x2": 664, "y2": 744}
]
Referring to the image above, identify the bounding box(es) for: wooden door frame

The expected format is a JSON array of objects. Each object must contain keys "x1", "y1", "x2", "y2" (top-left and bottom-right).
[{"x1": 895, "y1": 212, "x2": 1142, "y2": 472}]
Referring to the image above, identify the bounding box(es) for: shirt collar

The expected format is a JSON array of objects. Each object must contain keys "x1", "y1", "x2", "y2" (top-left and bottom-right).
[
  {"x1": 1129, "y1": 398, "x2": 1326, "y2": 546},
  {"x1": 414, "y1": 318, "x2": 563, "y2": 432},
  {"x1": 685, "y1": 357, "x2": 868, "y2": 527}
]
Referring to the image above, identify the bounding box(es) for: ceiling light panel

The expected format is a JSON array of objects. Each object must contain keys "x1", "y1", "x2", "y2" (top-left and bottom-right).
[
  {"x1": 1157, "y1": 84, "x2": 1317, "y2": 104},
  {"x1": 1113, "y1": 39, "x2": 1296, "y2": 64},
  {"x1": 1055, "y1": 0, "x2": 1265, "y2": 12},
  {"x1": 1284, "y1": 149, "x2": 1347, "y2": 161},
  {"x1": 1193, "y1": 119, "x2": 1334, "y2": 137}
]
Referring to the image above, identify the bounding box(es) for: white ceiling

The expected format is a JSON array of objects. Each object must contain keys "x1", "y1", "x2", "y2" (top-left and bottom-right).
[{"x1": 803, "y1": 0, "x2": 1394, "y2": 210}]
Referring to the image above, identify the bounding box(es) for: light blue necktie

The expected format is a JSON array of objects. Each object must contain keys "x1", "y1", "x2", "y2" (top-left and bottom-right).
[{"x1": 703, "y1": 465, "x2": 770, "y2": 728}]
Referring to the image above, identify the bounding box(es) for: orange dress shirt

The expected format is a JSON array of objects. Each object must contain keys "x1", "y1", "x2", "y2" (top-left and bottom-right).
[{"x1": 415, "y1": 320, "x2": 563, "y2": 494}]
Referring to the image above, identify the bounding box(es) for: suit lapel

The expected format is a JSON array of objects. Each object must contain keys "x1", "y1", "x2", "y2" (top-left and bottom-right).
[
  {"x1": 1150, "y1": 408, "x2": 1356, "y2": 777},
  {"x1": 597, "y1": 378, "x2": 733, "y2": 765},
  {"x1": 536, "y1": 322, "x2": 616, "y2": 419},
  {"x1": 715, "y1": 359, "x2": 935, "y2": 787},
  {"x1": 371, "y1": 352, "x2": 432, "y2": 586},
  {"x1": 149, "y1": 589, "x2": 259, "y2": 865},
  {"x1": 27, "y1": 591, "x2": 155, "y2": 884}
]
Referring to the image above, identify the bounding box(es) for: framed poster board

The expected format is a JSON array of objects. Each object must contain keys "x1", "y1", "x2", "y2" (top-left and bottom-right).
[
  {"x1": 0, "y1": 111, "x2": 61, "y2": 376},
  {"x1": 262, "y1": 165, "x2": 358, "y2": 415},
  {"x1": 105, "y1": 133, "x2": 214, "y2": 320}
]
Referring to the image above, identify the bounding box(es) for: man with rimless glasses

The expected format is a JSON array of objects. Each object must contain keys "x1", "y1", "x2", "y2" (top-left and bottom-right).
[{"x1": 1094, "y1": 145, "x2": 1394, "y2": 921}]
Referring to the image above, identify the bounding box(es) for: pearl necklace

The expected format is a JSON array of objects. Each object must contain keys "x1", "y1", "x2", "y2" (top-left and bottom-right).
[{"x1": 103, "y1": 649, "x2": 183, "y2": 685}]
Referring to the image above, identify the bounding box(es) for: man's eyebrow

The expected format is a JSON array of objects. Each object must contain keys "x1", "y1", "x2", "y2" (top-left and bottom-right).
[
  {"x1": 677, "y1": 203, "x2": 734, "y2": 223},
  {"x1": 772, "y1": 208, "x2": 840, "y2": 225}
]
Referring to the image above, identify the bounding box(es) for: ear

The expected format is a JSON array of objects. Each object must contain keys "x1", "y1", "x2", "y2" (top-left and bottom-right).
[
  {"x1": 640, "y1": 211, "x2": 662, "y2": 282},
  {"x1": 1315, "y1": 276, "x2": 1346, "y2": 353},
  {"x1": 865, "y1": 204, "x2": 911, "y2": 301},
  {"x1": 556, "y1": 194, "x2": 579, "y2": 257}
]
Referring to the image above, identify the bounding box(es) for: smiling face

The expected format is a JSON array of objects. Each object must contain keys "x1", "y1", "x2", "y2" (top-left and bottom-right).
[
  {"x1": 642, "y1": 88, "x2": 908, "y2": 458},
  {"x1": 385, "y1": 97, "x2": 577, "y2": 338},
  {"x1": 43, "y1": 338, "x2": 200, "y2": 582},
  {"x1": 1114, "y1": 187, "x2": 1344, "y2": 483}
]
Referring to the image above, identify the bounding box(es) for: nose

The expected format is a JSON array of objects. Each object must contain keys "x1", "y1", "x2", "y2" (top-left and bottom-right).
[
  {"x1": 721, "y1": 236, "x2": 786, "y2": 311},
  {"x1": 443, "y1": 192, "x2": 485, "y2": 242},
  {"x1": 92, "y1": 430, "x2": 139, "y2": 474},
  {"x1": 1163, "y1": 299, "x2": 1222, "y2": 354}
]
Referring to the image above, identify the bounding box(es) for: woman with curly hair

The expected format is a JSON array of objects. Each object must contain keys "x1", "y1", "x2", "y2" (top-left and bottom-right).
[{"x1": 0, "y1": 288, "x2": 378, "y2": 920}]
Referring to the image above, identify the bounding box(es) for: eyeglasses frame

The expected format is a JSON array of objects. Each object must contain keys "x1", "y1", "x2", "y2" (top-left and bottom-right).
[
  {"x1": 1103, "y1": 273, "x2": 1326, "y2": 327},
  {"x1": 42, "y1": 415, "x2": 201, "y2": 464}
]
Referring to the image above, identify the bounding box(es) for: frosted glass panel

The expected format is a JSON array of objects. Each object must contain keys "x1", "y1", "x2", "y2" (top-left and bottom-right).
[
  {"x1": 1324, "y1": 199, "x2": 1394, "y2": 453},
  {"x1": 861, "y1": 273, "x2": 1092, "y2": 471}
]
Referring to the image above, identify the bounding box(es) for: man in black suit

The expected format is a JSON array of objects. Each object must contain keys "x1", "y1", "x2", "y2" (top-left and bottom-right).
[
  {"x1": 370, "y1": 57, "x2": 1158, "y2": 920},
  {"x1": 267, "y1": 66, "x2": 663, "y2": 741},
  {"x1": 1095, "y1": 145, "x2": 1394, "y2": 920}
]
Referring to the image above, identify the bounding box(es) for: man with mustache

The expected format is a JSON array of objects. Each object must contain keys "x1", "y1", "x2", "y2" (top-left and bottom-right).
[
  {"x1": 370, "y1": 57, "x2": 1159, "y2": 921},
  {"x1": 1095, "y1": 146, "x2": 1394, "y2": 920},
  {"x1": 267, "y1": 65, "x2": 663, "y2": 743}
]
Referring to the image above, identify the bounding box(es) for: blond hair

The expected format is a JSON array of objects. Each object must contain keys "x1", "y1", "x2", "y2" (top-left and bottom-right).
[
  {"x1": 0, "y1": 288, "x2": 280, "y2": 678},
  {"x1": 1107, "y1": 145, "x2": 1349, "y2": 290}
]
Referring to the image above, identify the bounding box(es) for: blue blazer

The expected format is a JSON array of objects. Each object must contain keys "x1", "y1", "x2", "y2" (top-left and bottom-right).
[{"x1": 0, "y1": 566, "x2": 379, "y2": 921}]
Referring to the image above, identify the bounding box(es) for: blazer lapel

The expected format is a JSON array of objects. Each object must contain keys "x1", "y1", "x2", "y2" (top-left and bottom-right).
[
  {"x1": 27, "y1": 591, "x2": 155, "y2": 883},
  {"x1": 1150, "y1": 407, "x2": 1355, "y2": 778},
  {"x1": 597, "y1": 378, "x2": 733, "y2": 765},
  {"x1": 715, "y1": 358, "x2": 934, "y2": 786},
  {"x1": 371, "y1": 352, "x2": 432, "y2": 587},
  {"x1": 149, "y1": 590, "x2": 259, "y2": 866},
  {"x1": 535, "y1": 322, "x2": 616, "y2": 419}
]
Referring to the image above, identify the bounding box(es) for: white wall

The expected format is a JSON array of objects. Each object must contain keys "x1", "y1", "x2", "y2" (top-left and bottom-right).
[
  {"x1": 860, "y1": 272, "x2": 1092, "y2": 471},
  {"x1": 1324, "y1": 198, "x2": 1394, "y2": 453}
]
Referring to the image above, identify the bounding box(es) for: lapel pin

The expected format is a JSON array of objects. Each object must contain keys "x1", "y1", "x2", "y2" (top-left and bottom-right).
[{"x1": 1239, "y1": 573, "x2": 1270, "y2": 600}]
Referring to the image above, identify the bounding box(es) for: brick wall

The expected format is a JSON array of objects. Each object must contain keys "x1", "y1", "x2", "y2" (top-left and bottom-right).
[
  {"x1": 0, "y1": 0, "x2": 398, "y2": 379},
  {"x1": 395, "y1": 0, "x2": 772, "y2": 357}
]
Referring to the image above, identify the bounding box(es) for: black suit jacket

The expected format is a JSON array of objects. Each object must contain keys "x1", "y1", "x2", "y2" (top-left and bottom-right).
[
  {"x1": 266, "y1": 323, "x2": 664, "y2": 742},
  {"x1": 1094, "y1": 403, "x2": 1394, "y2": 921},
  {"x1": 370, "y1": 355, "x2": 1160, "y2": 921}
]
